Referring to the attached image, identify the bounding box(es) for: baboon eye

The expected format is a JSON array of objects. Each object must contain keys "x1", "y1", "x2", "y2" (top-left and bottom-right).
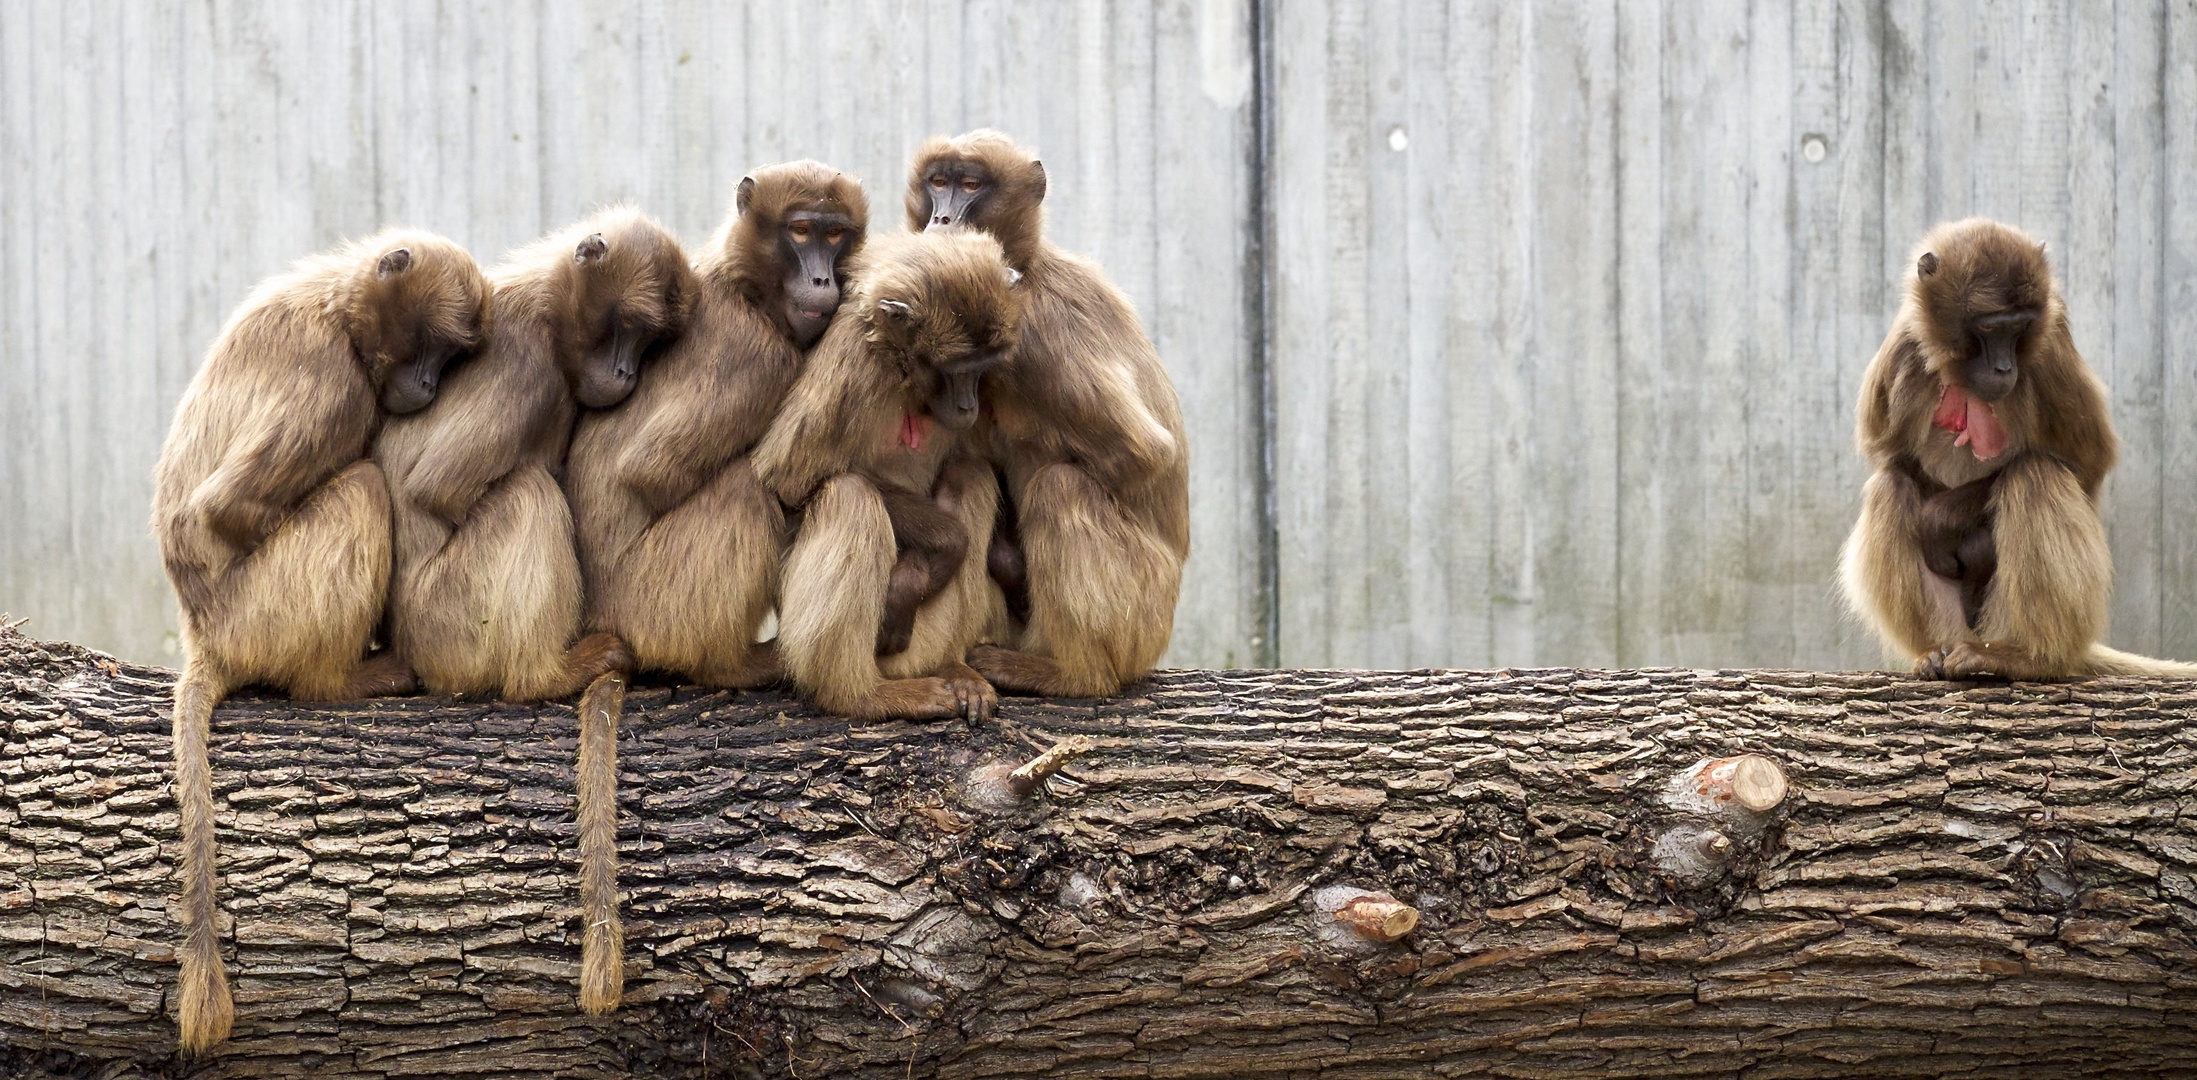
[
  {"x1": 825, "y1": 226, "x2": 845, "y2": 245},
  {"x1": 929, "y1": 174, "x2": 948, "y2": 189},
  {"x1": 789, "y1": 222, "x2": 811, "y2": 241},
  {"x1": 960, "y1": 178, "x2": 981, "y2": 194}
]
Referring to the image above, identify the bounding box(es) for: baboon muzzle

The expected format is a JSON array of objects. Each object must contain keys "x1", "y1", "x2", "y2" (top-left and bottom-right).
[
  {"x1": 925, "y1": 187, "x2": 982, "y2": 232},
  {"x1": 1968, "y1": 322, "x2": 2023, "y2": 402}
]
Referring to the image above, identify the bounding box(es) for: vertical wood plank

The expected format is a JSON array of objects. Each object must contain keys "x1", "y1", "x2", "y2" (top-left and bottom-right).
[
  {"x1": 1524, "y1": 0, "x2": 1621, "y2": 665},
  {"x1": 2162, "y1": 0, "x2": 2197, "y2": 656},
  {"x1": 1448, "y1": 0, "x2": 1532, "y2": 667},
  {"x1": 1268, "y1": 0, "x2": 1337, "y2": 664},
  {"x1": 2103, "y1": 0, "x2": 2168, "y2": 654}
]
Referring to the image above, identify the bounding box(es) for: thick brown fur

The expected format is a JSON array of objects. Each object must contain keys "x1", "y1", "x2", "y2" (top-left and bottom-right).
[
  {"x1": 754, "y1": 231, "x2": 1020, "y2": 720},
  {"x1": 1839, "y1": 217, "x2": 2197, "y2": 679},
  {"x1": 560, "y1": 166, "x2": 863, "y2": 1013},
  {"x1": 565, "y1": 162, "x2": 867, "y2": 688},
  {"x1": 372, "y1": 210, "x2": 692, "y2": 1015},
  {"x1": 377, "y1": 207, "x2": 691, "y2": 701},
  {"x1": 151, "y1": 230, "x2": 488, "y2": 1052},
  {"x1": 906, "y1": 129, "x2": 1190, "y2": 697}
]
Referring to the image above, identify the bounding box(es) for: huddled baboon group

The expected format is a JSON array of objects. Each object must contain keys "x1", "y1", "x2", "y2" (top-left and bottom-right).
[
  {"x1": 152, "y1": 123, "x2": 2192, "y2": 1052},
  {"x1": 151, "y1": 131, "x2": 1189, "y2": 1051}
]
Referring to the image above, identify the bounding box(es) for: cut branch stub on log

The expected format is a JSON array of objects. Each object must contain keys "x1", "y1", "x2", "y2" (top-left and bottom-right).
[{"x1": 4, "y1": 625, "x2": 2197, "y2": 1078}]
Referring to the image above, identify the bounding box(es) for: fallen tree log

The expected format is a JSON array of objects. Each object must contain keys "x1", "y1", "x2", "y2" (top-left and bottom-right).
[{"x1": 3, "y1": 624, "x2": 2197, "y2": 1079}]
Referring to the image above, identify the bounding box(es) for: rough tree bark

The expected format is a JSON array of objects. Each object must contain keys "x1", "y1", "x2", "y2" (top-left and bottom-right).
[{"x1": 3, "y1": 623, "x2": 2196, "y2": 1079}]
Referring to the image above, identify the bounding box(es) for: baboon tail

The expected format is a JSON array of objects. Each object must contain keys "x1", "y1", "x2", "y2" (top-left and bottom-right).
[
  {"x1": 575, "y1": 672, "x2": 627, "y2": 1016},
  {"x1": 2087, "y1": 644, "x2": 2197, "y2": 678},
  {"x1": 172, "y1": 661, "x2": 234, "y2": 1053}
]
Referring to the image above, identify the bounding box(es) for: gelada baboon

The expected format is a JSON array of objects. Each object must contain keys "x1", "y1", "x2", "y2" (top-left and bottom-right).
[
  {"x1": 566, "y1": 162, "x2": 866, "y2": 686},
  {"x1": 372, "y1": 209, "x2": 694, "y2": 1014},
  {"x1": 754, "y1": 230, "x2": 1022, "y2": 720},
  {"x1": 560, "y1": 162, "x2": 864, "y2": 1012},
  {"x1": 151, "y1": 230, "x2": 488, "y2": 1052},
  {"x1": 1840, "y1": 217, "x2": 2197, "y2": 680},
  {"x1": 907, "y1": 129, "x2": 1190, "y2": 697},
  {"x1": 376, "y1": 207, "x2": 692, "y2": 702}
]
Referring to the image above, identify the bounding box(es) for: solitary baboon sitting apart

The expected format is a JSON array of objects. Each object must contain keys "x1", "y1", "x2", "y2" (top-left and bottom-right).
[
  {"x1": 754, "y1": 230, "x2": 1022, "y2": 720},
  {"x1": 907, "y1": 129, "x2": 1190, "y2": 697},
  {"x1": 560, "y1": 163, "x2": 864, "y2": 1013},
  {"x1": 152, "y1": 230, "x2": 488, "y2": 1052},
  {"x1": 1840, "y1": 217, "x2": 2197, "y2": 679}
]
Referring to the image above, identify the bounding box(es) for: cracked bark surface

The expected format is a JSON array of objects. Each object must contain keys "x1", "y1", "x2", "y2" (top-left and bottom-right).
[{"x1": 3, "y1": 624, "x2": 2196, "y2": 1078}]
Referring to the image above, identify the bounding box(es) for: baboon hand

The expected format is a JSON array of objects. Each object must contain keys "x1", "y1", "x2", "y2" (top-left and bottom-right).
[
  {"x1": 946, "y1": 669, "x2": 998, "y2": 722},
  {"x1": 1916, "y1": 642, "x2": 2012, "y2": 681}
]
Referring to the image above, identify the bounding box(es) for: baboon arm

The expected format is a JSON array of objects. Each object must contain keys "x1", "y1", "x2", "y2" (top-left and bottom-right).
[
  {"x1": 1854, "y1": 330, "x2": 1918, "y2": 459},
  {"x1": 1986, "y1": 454, "x2": 2110, "y2": 668},
  {"x1": 704, "y1": 327, "x2": 810, "y2": 458},
  {"x1": 1045, "y1": 352, "x2": 1178, "y2": 492},
  {"x1": 403, "y1": 359, "x2": 558, "y2": 527},
  {"x1": 2030, "y1": 322, "x2": 2117, "y2": 496},
  {"x1": 613, "y1": 406, "x2": 724, "y2": 518},
  {"x1": 190, "y1": 345, "x2": 371, "y2": 549},
  {"x1": 751, "y1": 357, "x2": 864, "y2": 507}
]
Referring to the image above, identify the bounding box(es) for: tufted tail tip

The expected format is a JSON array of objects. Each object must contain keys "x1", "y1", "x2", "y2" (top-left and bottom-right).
[
  {"x1": 176, "y1": 941, "x2": 234, "y2": 1054},
  {"x1": 579, "y1": 917, "x2": 625, "y2": 1016}
]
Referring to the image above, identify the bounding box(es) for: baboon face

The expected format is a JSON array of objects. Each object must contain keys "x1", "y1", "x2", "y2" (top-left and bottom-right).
[
  {"x1": 358, "y1": 240, "x2": 490, "y2": 415},
  {"x1": 738, "y1": 174, "x2": 858, "y2": 349},
  {"x1": 1913, "y1": 227, "x2": 2052, "y2": 404},
  {"x1": 569, "y1": 225, "x2": 694, "y2": 409},
  {"x1": 776, "y1": 209, "x2": 857, "y2": 348},
  {"x1": 918, "y1": 158, "x2": 996, "y2": 233},
  {"x1": 876, "y1": 308, "x2": 1006, "y2": 432},
  {"x1": 907, "y1": 130, "x2": 1047, "y2": 242}
]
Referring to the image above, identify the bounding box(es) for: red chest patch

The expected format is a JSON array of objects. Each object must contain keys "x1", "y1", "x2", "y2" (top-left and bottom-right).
[
  {"x1": 899, "y1": 410, "x2": 926, "y2": 451},
  {"x1": 1932, "y1": 383, "x2": 2008, "y2": 461}
]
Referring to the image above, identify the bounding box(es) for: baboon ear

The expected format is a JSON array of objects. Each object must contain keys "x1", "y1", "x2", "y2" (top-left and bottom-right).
[
  {"x1": 1026, "y1": 160, "x2": 1047, "y2": 204},
  {"x1": 1004, "y1": 267, "x2": 1023, "y2": 287},
  {"x1": 736, "y1": 176, "x2": 757, "y2": 215},
  {"x1": 377, "y1": 248, "x2": 413, "y2": 277},
  {"x1": 1917, "y1": 251, "x2": 1938, "y2": 278},
  {"x1": 877, "y1": 299, "x2": 914, "y2": 323},
  {"x1": 575, "y1": 233, "x2": 609, "y2": 263}
]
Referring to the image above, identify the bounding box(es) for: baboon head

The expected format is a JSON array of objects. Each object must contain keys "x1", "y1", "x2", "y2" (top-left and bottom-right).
[
  {"x1": 906, "y1": 129, "x2": 1048, "y2": 269},
  {"x1": 856, "y1": 231, "x2": 1022, "y2": 432},
  {"x1": 1910, "y1": 218, "x2": 2053, "y2": 404},
  {"x1": 561, "y1": 207, "x2": 697, "y2": 408},
  {"x1": 343, "y1": 229, "x2": 490, "y2": 415},
  {"x1": 725, "y1": 160, "x2": 869, "y2": 348}
]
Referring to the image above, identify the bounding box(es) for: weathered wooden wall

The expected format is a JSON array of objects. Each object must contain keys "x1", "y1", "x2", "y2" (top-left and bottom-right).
[
  {"x1": 1272, "y1": 0, "x2": 2197, "y2": 670},
  {"x1": 2, "y1": 0, "x2": 2194, "y2": 673}
]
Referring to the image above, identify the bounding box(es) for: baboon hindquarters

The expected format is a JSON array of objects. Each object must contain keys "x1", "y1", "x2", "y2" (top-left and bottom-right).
[
  {"x1": 589, "y1": 459, "x2": 784, "y2": 688},
  {"x1": 998, "y1": 461, "x2": 1180, "y2": 697},
  {"x1": 184, "y1": 460, "x2": 395, "y2": 700},
  {"x1": 392, "y1": 465, "x2": 589, "y2": 699}
]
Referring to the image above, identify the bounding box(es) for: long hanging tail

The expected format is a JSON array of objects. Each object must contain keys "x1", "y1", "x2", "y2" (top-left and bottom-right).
[
  {"x1": 575, "y1": 672, "x2": 627, "y2": 1015},
  {"x1": 172, "y1": 661, "x2": 234, "y2": 1053},
  {"x1": 2087, "y1": 644, "x2": 2197, "y2": 678}
]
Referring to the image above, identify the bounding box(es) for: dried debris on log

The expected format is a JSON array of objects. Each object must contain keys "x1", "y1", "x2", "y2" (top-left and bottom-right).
[{"x1": 2, "y1": 623, "x2": 2196, "y2": 1078}]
